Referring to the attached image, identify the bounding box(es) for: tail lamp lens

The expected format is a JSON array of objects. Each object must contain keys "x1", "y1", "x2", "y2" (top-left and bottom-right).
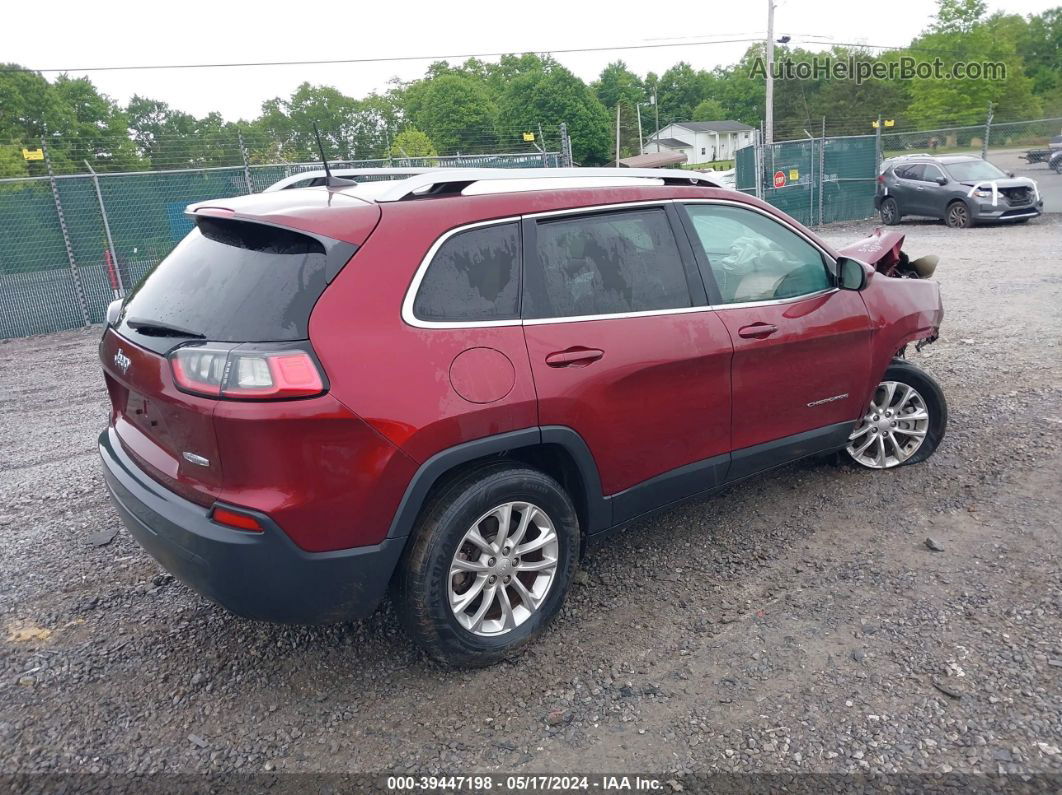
[{"x1": 169, "y1": 346, "x2": 325, "y2": 400}]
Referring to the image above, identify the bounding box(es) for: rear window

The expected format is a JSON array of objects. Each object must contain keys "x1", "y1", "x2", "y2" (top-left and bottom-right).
[{"x1": 119, "y1": 217, "x2": 346, "y2": 342}]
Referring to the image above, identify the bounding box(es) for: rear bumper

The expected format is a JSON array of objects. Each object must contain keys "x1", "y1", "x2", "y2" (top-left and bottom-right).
[{"x1": 99, "y1": 427, "x2": 404, "y2": 624}]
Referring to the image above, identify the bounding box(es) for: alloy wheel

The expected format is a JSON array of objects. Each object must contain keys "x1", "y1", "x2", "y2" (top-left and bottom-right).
[
  {"x1": 448, "y1": 502, "x2": 559, "y2": 636},
  {"x1": 947, "y1": 203, "x2": 969, "y2": 228},
  {"x1": 847, "y1": 381, "x2": 930, "y2": 469}
]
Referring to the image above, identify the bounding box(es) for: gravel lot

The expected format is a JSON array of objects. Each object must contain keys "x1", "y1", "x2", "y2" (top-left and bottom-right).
[{"x1": 1, "y1": 215, "x2": 1060, "y2": 781}]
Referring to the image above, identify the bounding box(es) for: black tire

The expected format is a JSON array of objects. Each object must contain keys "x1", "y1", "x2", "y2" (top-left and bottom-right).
[
  {"x1": 880, "y1": 197, "x2": 901, "y2": 225},
  {"x1": 845, "y1": 359, "x2": 947, "y2": 469},
  {"x1": 945, "y1": 200, "x2": 972, "y2": 229},
  {"x1": 395, "y1": 463, "x2": 579, "y2": 667}
]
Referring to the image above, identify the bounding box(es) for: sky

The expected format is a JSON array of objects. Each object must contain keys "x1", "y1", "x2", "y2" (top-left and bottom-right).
[{"x1": 7, "y1": 0, "x2": 1058, "y2": 121}]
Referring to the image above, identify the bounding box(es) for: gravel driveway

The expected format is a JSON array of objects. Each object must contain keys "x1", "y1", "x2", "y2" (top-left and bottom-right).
[{"x1": 1, "y1": 215, "x2": 1060, "y2": 782}]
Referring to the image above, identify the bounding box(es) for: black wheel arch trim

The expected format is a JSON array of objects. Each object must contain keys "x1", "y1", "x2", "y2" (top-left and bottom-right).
[{"x1": 385, "y1": 425, "x2": 610, "y2": 540}]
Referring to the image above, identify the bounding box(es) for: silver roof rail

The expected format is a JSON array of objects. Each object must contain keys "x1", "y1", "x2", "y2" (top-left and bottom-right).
[
  {"x1": 364, "y1": 167, "x2": 721, "y2": 202},
  {"x1": 264, "y1": 166, "x2": 443, "y2": 192}
]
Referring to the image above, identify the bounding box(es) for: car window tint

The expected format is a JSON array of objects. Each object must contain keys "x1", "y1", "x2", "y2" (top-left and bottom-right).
[
  {"x1": 413, "y1": 223, "x2": 520, "y2": 322},
  {"x1": 526, "y1": 208, "x2": 690, "y2": 318},
  {"x1": 896, "y1": 164, "x2": 925, "y2": 180},
  {"x1": 684, "y1": 204, "x2": 831, "y2": 304}
]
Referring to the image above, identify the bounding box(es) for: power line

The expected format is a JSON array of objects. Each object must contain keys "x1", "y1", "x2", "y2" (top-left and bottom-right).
[{"x1": 3, "y1": 37, "x2": 764, "y2": 75}]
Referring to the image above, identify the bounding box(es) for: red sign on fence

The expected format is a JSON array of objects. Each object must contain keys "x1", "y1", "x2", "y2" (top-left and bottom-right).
[{"x1": 773, "y1": 170, "x2": 786, "y2": 189}]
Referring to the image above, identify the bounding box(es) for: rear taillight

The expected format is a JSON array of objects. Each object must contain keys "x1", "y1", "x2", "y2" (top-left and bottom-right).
[{"x1": 169, "y1": 345, "x2": 325, "y2": 400}]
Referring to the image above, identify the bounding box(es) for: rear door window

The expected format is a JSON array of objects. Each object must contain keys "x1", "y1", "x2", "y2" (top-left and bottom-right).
[
  {"x1": 895, "y1": 164, "x2": 925, "y2": 180},
  {"x1": 411, "y1": 222, "x2": 521, "y2": 322},
  {"x1": 524, "y1": 208, "x2": 691, "y2": 319},
  {"x1": 119, "y1": 217, "x2": 350, "y2": 344}
]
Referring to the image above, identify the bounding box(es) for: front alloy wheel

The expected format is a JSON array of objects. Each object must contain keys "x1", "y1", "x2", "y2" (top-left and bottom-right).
[
  {"x1": 449, "y1": 501, "x2": 559, "y2": 636},
  {"x1": 945, "y1": 201, "x2": 971, "y2": 229},
  {"x1": 845, "y1": 360, "x2": 947, "y2": 470}
]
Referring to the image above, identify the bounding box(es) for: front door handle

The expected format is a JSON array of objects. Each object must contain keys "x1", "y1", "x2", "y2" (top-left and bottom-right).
[
  {"x1": 545, "y1": 347, "x2": 604, "y2": 368},
  {"x1": 737, "y1": 323, "x2": 779, "y2": 339}
]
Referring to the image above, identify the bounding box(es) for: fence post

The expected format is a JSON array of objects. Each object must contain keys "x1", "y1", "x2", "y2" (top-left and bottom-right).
[
  {"x1": 982, "y1": 102, "x2": 994, "y2": 160},
  {"x1": 238, "y1": 130, "x2": 254, "y2": 194},
  {"x1": 818, "y1": 117, "x2": 826, "y2": 227},
  {"x1": 83, "y1": 160, "x2": 124, "y2": 297},
  {"x1": 559, "y1": 123, "x2": 571, "y2": 167},
  {"x1": 43, "y1": 136, "x2": 90, "y2": 327},
  {"x1": 874, "y1": 114, "x2": 883, "y2": 168}
]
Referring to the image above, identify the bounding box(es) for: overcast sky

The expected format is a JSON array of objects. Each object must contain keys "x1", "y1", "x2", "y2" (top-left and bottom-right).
[{"x1": 9, "y1": 0, "x2": 1057, "y2": 121}]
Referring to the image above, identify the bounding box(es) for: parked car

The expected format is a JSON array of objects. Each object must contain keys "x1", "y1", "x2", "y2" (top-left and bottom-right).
[
  {"x1": 876, "y1": 154, "x2": 1042, "y2": 228},
  {"x1": 98, "y1": 168, "x2": 947, "y2": 666}
]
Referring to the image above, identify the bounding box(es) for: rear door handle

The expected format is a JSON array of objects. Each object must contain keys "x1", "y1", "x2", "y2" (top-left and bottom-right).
[
  {"x1": 545, "y1": 347, "x2": 604, "y2": 367},
  {"x1": 737, "y1": 323, "x2": 778, "y2": 339}
]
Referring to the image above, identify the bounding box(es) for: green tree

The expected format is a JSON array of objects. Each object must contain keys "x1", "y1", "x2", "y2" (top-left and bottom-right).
[
  {"x1": 593, "y1": 61, "x2": 645, "y2": 110},
  {"x1": 389, "y1": 128, "x2": 437, "y2": 159},
  {"x1": 402, "y1": 73, "x2": 497, "y2": 153},
  {"x1": 692, "y1": 98, "x2": 726, "y2": 121},
  {"x1": 497, "y1": 62, "x2": 612, "y2": 164},
  {"x1": 656, "y1": 62, "x2": 709, "y2": 121},
  {"x1": 49, "y1": 75, "x2": 142, "y2": 172}
]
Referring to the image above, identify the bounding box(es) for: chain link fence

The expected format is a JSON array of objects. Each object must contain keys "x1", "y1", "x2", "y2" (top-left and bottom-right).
[
  {"x1": 879, "y1": 117, "x2": 1062, "y2": 159},
  {"x1": 0, "y1": 135, "x2": 569, "y2": 339},
  {"x1": 736, "y1": 134, "x2": 878, "y2": 228}
]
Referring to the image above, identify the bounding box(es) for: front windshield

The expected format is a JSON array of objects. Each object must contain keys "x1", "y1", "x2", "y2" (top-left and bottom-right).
[{"x1": 945, "y1": 159, "x2": 1007, "y2": 182}]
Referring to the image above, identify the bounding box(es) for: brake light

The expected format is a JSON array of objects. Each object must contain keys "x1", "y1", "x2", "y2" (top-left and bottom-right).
[
  {"x1": 169, "y1": 346, "x2": 325, "y2": 400},
  {"x1": 211, "y1": 506, "x2": 264, "y2": 532}
]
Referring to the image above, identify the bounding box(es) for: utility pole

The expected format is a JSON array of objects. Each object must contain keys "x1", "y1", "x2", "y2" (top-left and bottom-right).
[
  {"x1": 616, "y1": 103, "x2": 622, "y2": 167},
  {"x1": 653, "y1": 89, "x2": 660, "y2": 152},
  {"x1": 982, "y1": 101, "x2": 994, "y2": 160},
  {"x1": 765, "y1": 0, "x2": 776, "y2": 145},
  {"x1": 636, "y1": 102, "x2": 644, "y2": 155}
]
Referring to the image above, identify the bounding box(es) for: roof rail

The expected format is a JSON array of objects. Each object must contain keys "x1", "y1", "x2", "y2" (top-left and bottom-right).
[
  {"x1": 365, "y1": 167, "x2": 721, "y2": 202},
  {"x1": 264, "y1": 166, "x2": 441, "y2": 192}
]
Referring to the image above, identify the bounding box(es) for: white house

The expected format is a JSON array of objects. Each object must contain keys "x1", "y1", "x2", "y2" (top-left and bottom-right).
[{"x1": 643, "y1": 121, "x2": 755, "y2": 163}]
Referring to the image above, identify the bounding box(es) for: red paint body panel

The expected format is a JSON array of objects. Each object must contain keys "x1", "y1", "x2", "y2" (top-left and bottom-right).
[
  {"x1": 715, "y1": 290, "x2": 874, "y2": 450},
  {"x1": 858, "y1": 268, "x2": 944, "y2": 402},
  {"x1": 523, "y1": 312, "x2": 733, "y2": 494}
]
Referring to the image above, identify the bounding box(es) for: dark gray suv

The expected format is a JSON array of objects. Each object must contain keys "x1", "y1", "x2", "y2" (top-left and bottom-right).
[{"x1": 875, "y1": 154, "x2": 1042, "y2": 228}]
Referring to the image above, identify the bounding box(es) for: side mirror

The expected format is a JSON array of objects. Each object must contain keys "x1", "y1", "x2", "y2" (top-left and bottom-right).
[
  {"x1": 837, "y1": 257, "x2": 867, "y2": 291},
  {"x1": 936, "y1": 176, "x2": 948, "y2": 185}
]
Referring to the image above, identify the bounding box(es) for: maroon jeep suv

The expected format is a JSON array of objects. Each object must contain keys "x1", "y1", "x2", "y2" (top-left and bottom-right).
[{"x1": 98, "y1": 168, "x2": 946, "y2": 666}]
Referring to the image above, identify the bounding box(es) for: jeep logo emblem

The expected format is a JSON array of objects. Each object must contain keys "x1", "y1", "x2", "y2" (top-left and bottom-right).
[{"x1": 114, "y1": 348, "x2": 132, "y2": 375}]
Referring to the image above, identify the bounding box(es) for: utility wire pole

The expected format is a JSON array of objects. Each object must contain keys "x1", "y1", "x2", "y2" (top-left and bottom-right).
[
  {"x1": 636, "y1": 102, "x2": 644, "y2": 156},
  {"x1": 653, "y1": 89, "x2": 660, "y2": 152},
  {"x1": 615, "y1": 104, "x2": 622, "y2": 167},
  {"x1": 765, "y1": 0, "x2": 776, "y2": 145}
]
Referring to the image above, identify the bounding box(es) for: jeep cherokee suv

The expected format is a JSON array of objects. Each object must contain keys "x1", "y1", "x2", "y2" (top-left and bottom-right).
[
  {"x1": 98, "y1": 168, "x2": 947, "y2": 666},
  {"x1": 876, "y1": 154, "x2": 1042, "y2": 228}
]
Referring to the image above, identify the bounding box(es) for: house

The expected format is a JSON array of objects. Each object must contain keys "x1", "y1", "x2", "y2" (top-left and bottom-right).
[{"x1": 643, "y1": 121, "x2": 755, "y2": 163}]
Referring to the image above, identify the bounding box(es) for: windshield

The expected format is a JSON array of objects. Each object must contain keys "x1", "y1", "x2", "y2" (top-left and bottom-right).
[
  {"x1": 944, "y1": 160, "x2": 1007, "y2": 182},
  {"x1": 119, "y1": 217, "x2": 335, "y2": 343}
]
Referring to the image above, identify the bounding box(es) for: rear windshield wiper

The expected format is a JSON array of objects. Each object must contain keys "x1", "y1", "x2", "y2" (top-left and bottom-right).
[{"x1": 125, "y1": 317, "x2": 206, "y2": 338}]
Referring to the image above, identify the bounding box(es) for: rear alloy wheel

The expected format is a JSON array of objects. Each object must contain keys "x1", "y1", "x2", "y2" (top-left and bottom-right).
[
  {"x1": 945, "y1": 201, "x2": 972, "y2": 229},
  {"x1": 396, "y1": 464, "x2": 578, "y2": 667},
  {"x1": 846, "y1": 360, "x2": 947, "y2": 470},
  {"x1": 880, "y1": 197, "x2": 900, "y2": 225}
]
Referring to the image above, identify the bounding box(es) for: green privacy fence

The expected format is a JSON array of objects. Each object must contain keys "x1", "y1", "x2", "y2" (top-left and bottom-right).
[
  {"x1": 0, "y1": 152, "x2": 563, "y2": 339},
  {"x1": 735, "y1": 134, "x2": 878, "y2": 227}
]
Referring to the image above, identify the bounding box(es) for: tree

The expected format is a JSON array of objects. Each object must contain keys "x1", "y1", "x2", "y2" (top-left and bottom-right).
[
  {"x1": 656, "y1": 62, "x2": 709, "y2": 122},
  {"x1": 692, "y1": 99, "x2": 726, "y2": 121},
  {"x1": 390, "y1": 128, "x2": 437, "y2": 159},
  {"x1": 593, "y1": 61, "x2": 644, "y2": 110},
  {"x1": 497, "y1": 62, "x2": 612, "y2": 164},
  {"x1": 49, "y1": 76, "x2": 142, "y2": 172},
  {"x1": 402, "y1": 73, "x2": 497, "y2": 153}
]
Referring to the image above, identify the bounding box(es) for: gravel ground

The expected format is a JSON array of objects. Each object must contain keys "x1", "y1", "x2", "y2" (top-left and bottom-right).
[{"x1": 1, "y1": 215, "x2": 1060, "y2": 781}]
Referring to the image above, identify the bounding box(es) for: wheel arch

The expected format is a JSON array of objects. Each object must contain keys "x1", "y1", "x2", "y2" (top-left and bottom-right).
[{"x1": 386, "y1": 426, "x2": 610, "y2": 545}]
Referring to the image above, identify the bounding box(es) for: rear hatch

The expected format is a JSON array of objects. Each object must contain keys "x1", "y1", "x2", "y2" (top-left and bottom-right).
[{"x1": 100, "y1": 198, "x2": 379, "y2": 505}]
